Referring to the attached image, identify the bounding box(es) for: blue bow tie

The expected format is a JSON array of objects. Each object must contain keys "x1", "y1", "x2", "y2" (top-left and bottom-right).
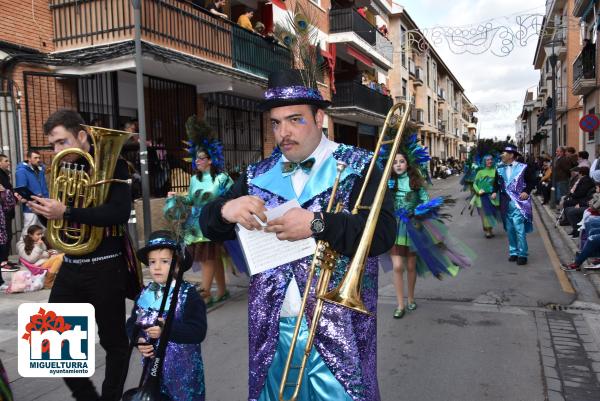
[{"x1": 281, "y1": 157, "x2": 316, "y2": 177}]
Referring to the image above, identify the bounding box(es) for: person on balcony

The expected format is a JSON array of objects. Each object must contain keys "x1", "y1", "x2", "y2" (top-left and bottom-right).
[
  {"x1": 237, "y1": 8, "x2": 255, "y2": 32},
  {"x1": 357, "y1": 6, "x2": 368, "y2": 19},
  {"x1": 206, "y1": 0, "x2": 228, "y2": 19},
  {"x1": 582, "y1": 39, "x2": 596, "y2": 79}
]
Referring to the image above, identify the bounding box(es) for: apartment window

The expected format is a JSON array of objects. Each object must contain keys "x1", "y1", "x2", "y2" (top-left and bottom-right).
[
  {"x1": 401, "y1": 26, "x2": 407, "y2": 68},
  {"x1": 402, "y1": 78, "x2": 407, "y2": 98},
  {"x1": 427, "y1": 96, "x2": 431, "y2": 123},
  {"x1": 563, "y1": 124, "x2": 567, "y2": 145},
  {"x1": 432, "y1": 61, "x2": 437, "y2": 91}
]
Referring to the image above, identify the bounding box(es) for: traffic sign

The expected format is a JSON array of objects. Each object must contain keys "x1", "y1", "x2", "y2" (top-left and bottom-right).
[{"x1": 579, "y1": 114, "x2": 600, "y2": 133}]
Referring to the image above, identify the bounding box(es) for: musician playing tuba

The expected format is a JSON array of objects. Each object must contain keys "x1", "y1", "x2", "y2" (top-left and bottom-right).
[
  {"x1": 23, "y1": 109, "x2": 140, "y2": 401},
  {"x1": 200, "y1": 69, "x2": 396, "y2": 401}
]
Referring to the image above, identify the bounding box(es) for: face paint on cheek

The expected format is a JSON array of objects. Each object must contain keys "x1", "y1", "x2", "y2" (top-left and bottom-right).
[{"x1": 298, "y1": 117, "x2": 307, "y2": 125}]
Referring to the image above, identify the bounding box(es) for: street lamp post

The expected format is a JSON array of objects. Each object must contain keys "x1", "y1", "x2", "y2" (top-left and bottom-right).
[
  {"x1": 132, "y1": 0, "x2": 152, "y2": 240},
  {"x1": 545, "y1": 42, "x2": 559, "y2": 207}
]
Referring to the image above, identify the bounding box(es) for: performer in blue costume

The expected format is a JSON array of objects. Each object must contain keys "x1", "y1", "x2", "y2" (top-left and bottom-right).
[
  {"x1": 126, "y1": 231, "x2": 207, "y2": 401},
  {"x1": 496, "y1": 145, "x2": 536, "y2": 265},
  {"x1": 165, "y1": 116, "x2": 233, "y2": 305},
  {"x1": 200, "y1": 69, "x2": 396, "y2": 401}
]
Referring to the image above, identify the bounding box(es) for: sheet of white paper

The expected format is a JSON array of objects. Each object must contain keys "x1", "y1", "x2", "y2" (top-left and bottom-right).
[{"x1": 236, "y1": 199, "x2": 317, "y2": 275}]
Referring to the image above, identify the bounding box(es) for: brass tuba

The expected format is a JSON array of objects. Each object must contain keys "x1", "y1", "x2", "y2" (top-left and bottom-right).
[
  {"x1": 46, "y1": 125, "x2": 133, "y2": 256},
  {"x1": 279, "y1": 101, "x2": 411, "y2": 401}
]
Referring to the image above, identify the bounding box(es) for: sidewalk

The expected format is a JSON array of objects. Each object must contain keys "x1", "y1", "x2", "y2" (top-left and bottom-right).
[{"x1": 532, "y1": 193, "x2": 600, "y2": 302}]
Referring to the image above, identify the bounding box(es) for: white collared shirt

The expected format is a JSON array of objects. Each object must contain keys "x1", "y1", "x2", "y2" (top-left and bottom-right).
[{"x1": 279, "y1": 134, "x2": 339, "y2": 317}]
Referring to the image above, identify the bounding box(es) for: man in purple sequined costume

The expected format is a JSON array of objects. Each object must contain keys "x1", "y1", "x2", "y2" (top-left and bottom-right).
[
  {"x1": 496, "y1": 145, "x2": 535, "y2": 266},
  {"x1": 200, "y1": 69, "x2": 396, "y2": 401}
]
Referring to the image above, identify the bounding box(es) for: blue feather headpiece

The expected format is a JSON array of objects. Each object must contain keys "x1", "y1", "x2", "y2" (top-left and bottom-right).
[{"x1": 183, "y1": 115, "x2": 225, "y2": 171}]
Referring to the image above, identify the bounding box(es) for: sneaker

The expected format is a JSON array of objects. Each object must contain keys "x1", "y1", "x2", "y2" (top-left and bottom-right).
[
  {"x1": 517, "y1": 257, "x2": 528, "y2": 266},
  {"x1": 508, "y1": 255, "x2": 518, "y2": 262},
  {"x1": 590, "y1": 258, "x2": 600, "y2": 265},
  {"x1": 560, "y1": 263, "x2": 581, "y2": 272},
  {"x1": 0, "y1": 266, "x2": 18, "y2": 272},
  {"x1": 585, "y1": 264, "x2": 600, "y2": 270},
  {"x1": 0, "y1": 284, "x2": 8, "y2": 291}
]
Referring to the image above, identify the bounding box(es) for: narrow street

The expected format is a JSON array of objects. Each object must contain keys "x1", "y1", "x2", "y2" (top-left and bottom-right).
[{"x1": 2, "y1": 176, "x2": 599, "y2": 400}]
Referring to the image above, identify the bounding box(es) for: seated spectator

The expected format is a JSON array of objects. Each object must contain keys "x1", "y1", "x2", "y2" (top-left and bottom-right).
[
  {"x1": 17, "y1": 225, "x2": 63, "y2": 271},
  {"x1": 206, "y1": 0, "x2": 228, "y2": 19},
  {"x1": 578, "y1": 150, "x2": 591, "y2": 168},
  {"x1": 561, "y1": 166, "x2": 594, "y2": 209},
  {"x1": 562, "y1": 193, "x2": 600, "y2": 271},
  {"x1": 562, "y1": 167, "x2": 596, "y2": 236},
  {"x1": 237, "y1": 8, "x2": 255, "y2": 32}
]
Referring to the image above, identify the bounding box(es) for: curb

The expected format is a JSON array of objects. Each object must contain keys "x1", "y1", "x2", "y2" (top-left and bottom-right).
[{"x1": 532, "y1": 194, "x2": 600, "y2": 301}]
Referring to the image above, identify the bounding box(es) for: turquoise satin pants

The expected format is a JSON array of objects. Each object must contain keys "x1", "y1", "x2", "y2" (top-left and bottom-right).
[
  {"x1": 258, "y1": 317, "x2": 353, "y2": 401},
  {"x1": 505, "y1": 202, "x2": 529, "y2": 257}
]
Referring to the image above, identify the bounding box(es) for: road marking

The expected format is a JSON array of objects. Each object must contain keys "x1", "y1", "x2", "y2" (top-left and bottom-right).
[{"x1": 534, "y1": 212, "x2": 575, "y2": 294}]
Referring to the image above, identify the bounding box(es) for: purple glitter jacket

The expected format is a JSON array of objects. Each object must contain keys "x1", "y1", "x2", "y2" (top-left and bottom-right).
[
  {"x1": 247, "y1": 144, "x2": 381, "y2": 401},
  {"x1": 497, "y1": 163, "x2": 533, "y2": 220}
]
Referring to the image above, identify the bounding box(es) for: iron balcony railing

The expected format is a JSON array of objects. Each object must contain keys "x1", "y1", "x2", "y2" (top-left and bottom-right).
[
  {"x1": 410, "y1": 108, "x2": 424, "y2": 124},
  {"x1": 232, "y1": 26, "x2": 291, "y2": 78},
  {"x1": 330, "y1": 8, "x2": 376, "y2": 46},
  {"x1": 50, "y1": 0, "x2": 291, "y2": 78},
  {"x1": 331, "y1": 81, "x2": 393, "y2": 116},
  {"x1": 573, "y1": 48, "x2": 596, "y2": 83}
]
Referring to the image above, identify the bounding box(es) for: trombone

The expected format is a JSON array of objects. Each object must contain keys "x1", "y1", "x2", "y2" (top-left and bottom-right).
[{"x1": 278, "y1": 101, "x2": 412, "y2": 401}]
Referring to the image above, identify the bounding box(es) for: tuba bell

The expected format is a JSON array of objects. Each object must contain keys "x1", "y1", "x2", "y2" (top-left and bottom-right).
[{"x1": 46, "y1": 125, "x2": 133, "y2": 256}]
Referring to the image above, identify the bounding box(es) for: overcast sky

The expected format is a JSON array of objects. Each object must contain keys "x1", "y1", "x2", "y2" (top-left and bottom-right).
[{"x1": 399, "y1": 0, "x2": 547, "y2": 139}]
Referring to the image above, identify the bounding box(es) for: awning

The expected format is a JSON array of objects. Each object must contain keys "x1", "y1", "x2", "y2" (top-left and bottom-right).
[
  {"x1": 321, "y1": 44, "x2": 337, "y2": 93},
  {"x1": 272, "y1": 0, "x2": 286, "y2": 10},
  {"x1": 346, "y1": 46, "x2": 374, "y2": 67}
]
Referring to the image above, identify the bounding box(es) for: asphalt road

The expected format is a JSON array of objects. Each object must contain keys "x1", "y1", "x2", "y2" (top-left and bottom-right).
[{"x1": 2, "y1": 175, "x2": 600, "y2": 401}]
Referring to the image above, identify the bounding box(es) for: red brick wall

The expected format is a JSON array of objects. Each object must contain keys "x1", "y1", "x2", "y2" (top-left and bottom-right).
[
  {"x1": 1, "y1": 0, "x2": 54, "y2": 52},
  {"x1": 7, "y1": 63, "x2": 79, "y2": 164}
]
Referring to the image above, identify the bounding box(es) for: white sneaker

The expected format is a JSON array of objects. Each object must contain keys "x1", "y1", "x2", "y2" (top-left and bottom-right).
[{"x1": 0, "y1": 284, "x2": 8, "y2": 291}]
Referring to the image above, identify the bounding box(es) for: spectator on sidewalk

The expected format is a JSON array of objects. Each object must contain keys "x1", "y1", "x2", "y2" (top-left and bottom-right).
[
  {"x1": 538, "y1": 157, "x2": 552, "y2": 204},
  {"x1": 578, "y1": 150, "x2": 591, "y2": 168},
  {"x1": 237, "y1": 8, "x2": 254, "y2": 32},
  {"x1": 554, "y1": 146, "x2": 576, "y2": 204},
  {"x1": 0, "y1": 154, "x2": 16, "y2": 264},
  {"x1": 15, "y1": 150, "x2": 48, "y2": 235}
]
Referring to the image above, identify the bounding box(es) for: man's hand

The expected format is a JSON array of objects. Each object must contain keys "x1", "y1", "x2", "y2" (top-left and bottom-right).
[
  {"x1": 221, "y1": 196, "x2": 267, "y2": 230},
  {"x1": 491, "y1": 192, "x2": 497, "y2": 200},
  {"x1": 519, "y1": 192, "x2": 529, "y2": 200},
  {"x1": 137, "y1": 338, "x2": 154, "y2": 358},
  {"x1": 264, "y1": 208, "x2": 313, "y2": 241},
  {"x1": 28, "y1": 196, "x2": 66, "y2": 220},
  {"x1": 478, "y1": 190, "x2": 484, "y2": 195}
]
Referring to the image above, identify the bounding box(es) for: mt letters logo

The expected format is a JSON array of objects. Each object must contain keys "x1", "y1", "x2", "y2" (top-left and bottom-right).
[{"x1": 18, "y1": 303, "x2": 95, "y2": 377}]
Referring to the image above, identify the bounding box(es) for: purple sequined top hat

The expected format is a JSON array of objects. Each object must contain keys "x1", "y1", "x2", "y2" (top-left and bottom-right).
[
  {"x1": 502, "y1": 145, "x2": 521, "y2": 157},
  {"x1": 258, "y1": 69, "x2": 331, "y2": 111},
  {"x1": 137, "y1": 230, "x2": 192, "y2": 271}
]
